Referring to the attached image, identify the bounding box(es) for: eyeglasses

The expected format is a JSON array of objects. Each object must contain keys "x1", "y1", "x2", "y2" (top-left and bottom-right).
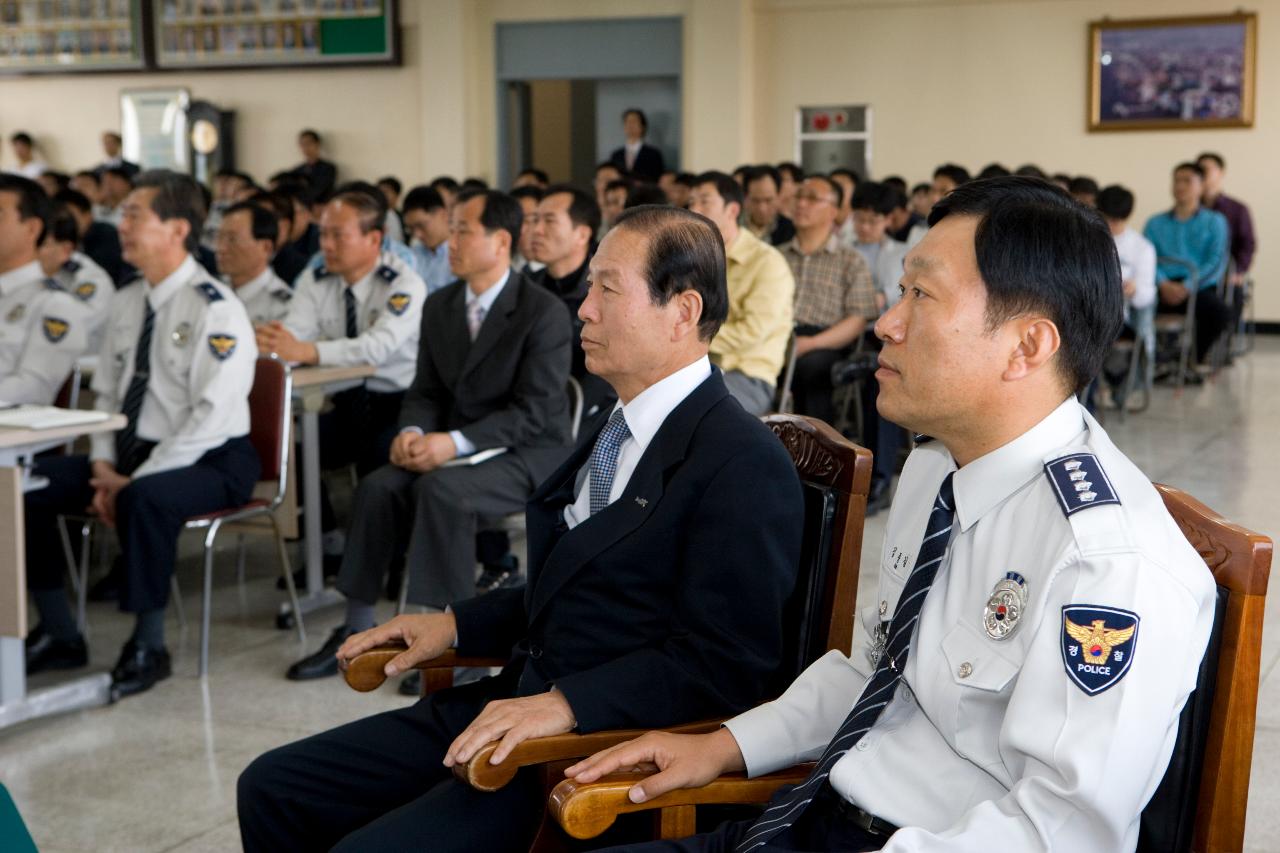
[{"x1": 794, "y1": 192, "x2": 835, "y2": 205}]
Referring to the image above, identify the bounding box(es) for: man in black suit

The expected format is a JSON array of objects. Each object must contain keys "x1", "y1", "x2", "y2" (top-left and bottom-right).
[
  {"x1": 289, "y1": 128, "x2": 338, "y2": 201},
  {"x1": 238, "y1": 204, "x2": 805, "y2": 852},
  {"x1": 609, "y1": 108, "x2": 666, "y2": 184}
]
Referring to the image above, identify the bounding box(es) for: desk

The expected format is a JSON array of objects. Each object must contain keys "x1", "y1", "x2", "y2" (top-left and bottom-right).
[
  {"x1": 0, "y1": 413, "x2": 126, "y2": 730},
  {"x1": 284, "y1": 365, "x2": 377, "y2": 621}
]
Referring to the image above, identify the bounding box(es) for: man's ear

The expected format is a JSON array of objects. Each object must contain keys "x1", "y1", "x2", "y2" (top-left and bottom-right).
[
  {"x1": 672, "y1": 289, "x2": 705, "y2": 342},
  {"x1": 1002, "y1": 315, "x2": 1061, "y2": 382}
]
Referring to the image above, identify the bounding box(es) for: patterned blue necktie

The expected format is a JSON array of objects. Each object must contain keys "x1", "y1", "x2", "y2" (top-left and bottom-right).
[
  {"x1": 736, "y1": 472, "x2": 956, "y2": 852},
  {"x1": 588, "y1": 408, "x2": 632, "y2": 515}
]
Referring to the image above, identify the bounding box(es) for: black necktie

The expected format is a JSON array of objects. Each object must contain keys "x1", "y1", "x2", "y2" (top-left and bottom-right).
[
  {"x1": 736, "y1": 473, "x2": 957, "y2": 853},
  {"x1": 344, "y1": 287, "x2": 358, "y2": 338},
  {"x1": 115, "y1": 301, "x2": 155, "y2": 476}
]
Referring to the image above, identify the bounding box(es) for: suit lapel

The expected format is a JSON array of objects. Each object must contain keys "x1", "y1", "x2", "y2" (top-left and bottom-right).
[
  {"x1": 525, "y1": 370, "x2": 730, "y2": 622},
  {"x1": 459, "y1": 271, "x2": 522, "y2": 380}
]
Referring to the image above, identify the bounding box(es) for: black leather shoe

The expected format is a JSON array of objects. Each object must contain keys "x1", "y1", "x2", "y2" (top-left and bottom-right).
[
  {"x1": 110, "y1": 641, "x2": 171, "y2": 699},
  {"x1": 476, "y1": 555, "x2": 522, "y2": 595},
  {"x1": 397, "y1": 670, "x2": 421, "y2": 696},
  {"x1": 286, "y1": 625, "x2": 353, "y2": 681},
  {"x1": 25, "y1": 626, "x2": 88, "y2": 674}
]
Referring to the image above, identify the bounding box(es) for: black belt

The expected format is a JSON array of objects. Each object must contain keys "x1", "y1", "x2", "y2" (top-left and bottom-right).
[{"x1": 825, "y1": 787, "x2": 899, "y2": 838}]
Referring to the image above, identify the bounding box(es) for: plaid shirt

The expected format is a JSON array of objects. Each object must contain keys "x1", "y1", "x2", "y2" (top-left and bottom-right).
[{"x1": 779, "y1": 233, "x2": 878, "y2": 329}]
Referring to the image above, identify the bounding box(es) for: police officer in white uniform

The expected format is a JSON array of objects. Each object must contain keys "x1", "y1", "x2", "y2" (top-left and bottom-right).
[
  {"x1": 24, "y1": 171, "x2": 259, "y2": 699},
  {"x1": 257, "y1": 185, "x2": 426, "y2": 545},
  {"x1": 0, "y1": 175, "x2": 94, "y2": 405},
  {"x1": 216, "y1": 200, "x2": 293, "y2": 325},
  {"x1": 569, "y1": 177, "x2": 1218, "y2": 853},
  {"x1": 38, "y1": 203, "x2": 115, "y2": 352}
]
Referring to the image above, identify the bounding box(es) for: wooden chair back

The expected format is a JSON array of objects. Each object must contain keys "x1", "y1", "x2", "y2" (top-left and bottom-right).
[{"x1": 247, "y1": 355, "x2": 292, "y2": 490}]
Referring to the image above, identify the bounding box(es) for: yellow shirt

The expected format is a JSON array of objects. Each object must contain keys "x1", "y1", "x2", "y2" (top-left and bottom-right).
[{"x1": 709, "y1": 229, "x2": 795, "y2": 386}]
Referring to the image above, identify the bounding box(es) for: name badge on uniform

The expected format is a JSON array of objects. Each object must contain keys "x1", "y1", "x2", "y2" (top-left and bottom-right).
[
  {"x1": 1061, "y1": 605, "x2": 1139, "y2": 695},
  {"x1": 983, "y1": 571, "x2": 1028, "y2": 640},
  {"x1": 172, "y1": 321, "x2": 192, "y2": 346},
  {"x1": 208, "y1": 333, "x2": 237, "y2": 361},
  {"x1": 6, "y1": 304, "x2": 24, "y2": 323}
]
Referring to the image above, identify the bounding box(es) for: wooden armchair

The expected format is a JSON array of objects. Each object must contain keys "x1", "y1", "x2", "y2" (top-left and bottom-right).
[
  {"x1": 342, "y1": 416, "x2": 872, "y2": 820},
  {"x1": 550, "y1": 484, "x2": 1272, "y2": 852}
]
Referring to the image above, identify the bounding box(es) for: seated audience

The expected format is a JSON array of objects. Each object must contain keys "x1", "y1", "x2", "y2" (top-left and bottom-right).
[
  {"x1": 1096, "y1": 184, "x2": 1157, "y2": 395},
  {"x1": 278, "y1": 182, "x2": 320, "y2": 259},
  {"x1": 689, "y1": 171, "x2": 794, "y2": 415},
  {"x1": 37, "y1": 204, "x2": 114, "y2": 351},
  {"x1": 669, "y1": 172, "x2": 695, "y2": 209},
  {"x1": 216, "y1": 201, "x2": 293, "y2": 325},
  {"x1": 249, "y1": 189, "x2": 308, "y2": 287},
  {"x1": 1015, "y1": 163, "x2": 1048, "y2": 179},
  {"x1": 829, "y1": 167, "x2": 860, "y2": 246},
  {"x1": 289, "y1": 128, "x2": 337, "y2": 200},
  {"x1": 510, "y1": 185, "x2": 545, "y2": 272},
  {"x1": 401, "y1": 184, "x2": 453, "y2": 294},
  {"x1": 281, "y1": 187, "x2": 574, "y2": 682},
  {"x1": 96, "y1": 131, "x2": 139, "y2": 178},
  {"x1": 1197, "y1": 151, "x2": 1255, "y2": 347},
  {"x1": 7, "y1": 131, "x2": 46, "y2": 179},
  {"x1": 742, "y1": 164, "x2": 797, "y2": 247},
  {"x1": 1143, "y1": 162, "x2": 1231, "y2": 367},
  {"x1": 37, "y1": 171, "x2": 70, "y2": 197},
  {"x1": 97, "y1": 166, "x2": 134, "y2": 227},
  {"x1": 430, "y1": 175, "x2": 461, "y2": 209},
  {"x1": 625, "y1": 184, "x2": 668, "y2": 208},
  {"x1": 977, "y1": 161, "x2": 1012, "y2": 179},
  {"x1": 593, "y1": 161, "x2": 624, "y2": 211},
  {"x1": 376, "y1": 176, "x2": 406, "y2": 244},
  {"x1": 777, "y1": 161, "x2": 803, "y2": 219},
  {"x1": 1069, "y1": 175, "x2": 1099, "y2": 207},
  {"x1": 906, "y1": 163, "x2": 971, "y2": 248},
  {"x1": 238, "y1": 203, "x2": 804, "y2": 852},
  {"x1": 779, "y1": 175, "x2": 878, "y2": 426},
  {"x1": 850, "y1": 182, "x2": 909, "y2": 309},
  {"x1": 602, "y1": 178, "x2": 632, "y2": 232},
  {"x1": 0, "y1": 176, "x2": 94, "y2": 406},
  {"x1": 512, "y1": 167, "x2": 549, "y2": 190},
  {"x1": 24, "y1": 171, "x2": 258, "y2": 698},
  {"x1": 609, "y1": 108, "x2": 665, "y2": 183},
  {"x1": 569, "y1": 176, "x2": 1216, "y2": 853},
  {"x1": 54, "y1": 187, "x2": 128, "y2": 286},
  {"x1": 908, "y1": 181, "x2": 932, "y2": 220}
]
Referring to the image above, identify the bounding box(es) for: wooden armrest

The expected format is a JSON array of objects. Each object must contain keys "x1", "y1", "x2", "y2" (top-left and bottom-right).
[
  {"x1": 549, "y1": 764, "x2": 813, "y2": 840},
  {"x1": 455, "y1": 720, "x2": 724, "y2": 792},
  {"x1": 342, "y1": 644, "x2": 507, "y2": 692}
]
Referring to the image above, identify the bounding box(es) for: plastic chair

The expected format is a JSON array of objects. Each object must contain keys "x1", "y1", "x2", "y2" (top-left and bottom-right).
[{"x1": 1153, "y1": 257, "x2": 1199, "y2": 390}]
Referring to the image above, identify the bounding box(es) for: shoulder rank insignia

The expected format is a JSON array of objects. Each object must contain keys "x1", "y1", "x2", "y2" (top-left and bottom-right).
[
  {"x1": 42, "y1": 316, "x2": 70, "y2": 343},
  {"x1": 1061, "y1": 605, "x2": 1139, "y2": 695},
  {"x1": 271, "y1": 288, "x2": 293, "y2": 302},
  {"x1": 207, "y1": 333, "x2": 237, "y2": 360},
  {"x1": 62, "y1": 259, "x2": 82, "y2": 273},
  {"x1": 1044, "y1": 452, "x2": 1119, "y2": 517},
  {"x1": 196, "y1": 281, "x2": 225, "y2": 303},
  {"x1": 44, "y1": 278, "x2": 66, "y2": 292},
  {"x1": 75, "y1": 281, "x2": 97, "y2": 301},
  {"x1": 377, "y1": 264, "x2": 399, "y2": 283},
  {"x1": 386, "y1": 291, "x2": 412, "y2": 316},
  {"x1": 314, "y1": 265, "x2": 329, "y2": 279}
]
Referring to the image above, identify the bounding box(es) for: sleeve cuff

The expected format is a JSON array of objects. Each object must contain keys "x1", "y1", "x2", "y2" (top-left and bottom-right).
[
  {"x1": 450, "y1": 430, "x2": 476, "y2": 456},
  {"x1": 400, "y1": 426, "x2": 424, "y2": 436},
  {"x1": 723, "y1": 704, "x2": 795, "y2": 778}
]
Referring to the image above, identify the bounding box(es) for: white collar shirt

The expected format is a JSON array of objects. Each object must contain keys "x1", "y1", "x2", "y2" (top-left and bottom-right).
[
  {"x1": 446, "y1": 270, "x2": 513, "y2": 456},
  {"x1": 231, "y1": 266, "x2": 293, "y2": 325},
  {"x1": 0, "y1": 259, "x2": 93, "y2": 406},
  {"x1": 563, "y1": 356, "x2": 711, "y2": 529},
  {"x1": 1114, "y1": 227, "x2": 1158, "y2": 313}
]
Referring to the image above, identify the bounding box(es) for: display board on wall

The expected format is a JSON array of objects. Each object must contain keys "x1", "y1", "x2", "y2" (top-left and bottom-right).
[
  {"x1": 121, "y1": 87, "x2": 190, "y2": 170},
  {"x1": 0, "y1": 0, "x2": 146, "y2": 73}
]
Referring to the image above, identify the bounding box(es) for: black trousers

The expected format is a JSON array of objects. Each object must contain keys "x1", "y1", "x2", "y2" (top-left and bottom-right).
[
  {"x1": 237, "y1": 673, "x2": 542, "y2": 853},
  {"x1": 25, "y1": 438, "x2": 259, "y2": 613},
  {"x1": 338, "y1": 453, "x2": 534, "y2": 609},
  {"x1": 313, "y1": 386, "x2": 404, "y2": 531},
  {"x1": 1157, "y1": 286, "x2": 1232, "y2": 364},
  {"x1": 598, "y1": 785, "x2": 883, "y2": 852}
]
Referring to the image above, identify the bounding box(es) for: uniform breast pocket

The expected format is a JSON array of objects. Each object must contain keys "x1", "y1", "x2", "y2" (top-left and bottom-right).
[
  {"x1": 940, "y1": 621, "x2": 1019, "y2": 768},
  {"x1": 160, "y1": 331, "x2": 196, "y2": 378}
]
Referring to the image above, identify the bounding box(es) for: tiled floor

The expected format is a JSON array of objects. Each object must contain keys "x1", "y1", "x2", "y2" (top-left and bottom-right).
[{"x1": 3, "y1": 340, "x2": 1278, "y2": 852}]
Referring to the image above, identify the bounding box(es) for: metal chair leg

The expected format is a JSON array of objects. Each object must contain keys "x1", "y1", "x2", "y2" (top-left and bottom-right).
[
  {"x1": 270, "y1": 515, "x2": 306, "y2": 647},
  {"x1": 56, "y1": 517, "x2": 87, "y2": 633},
  {"x1": 170, "y1": 575, "x2": 186, "y2": 630},
  {"x1": 78, "y1": 519, "x2": 94, "y2": 635},
  {"x1": 198, "y1": 520, "x2": 221, "y2": 679},
  {"x1": 236, "y1": 533, "x2": 247, "y2": 591}
]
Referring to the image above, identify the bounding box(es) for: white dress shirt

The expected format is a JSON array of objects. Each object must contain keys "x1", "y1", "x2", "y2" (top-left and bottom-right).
[
  {"x1": 1114, "y1": 227, "x2": 1157, "y2": 312},
  {"x1": 623, "y1": 140, "x2": 643, "y2": 171},
  {"x1": 231, "y1": 266, "x2": 293, "y2": 325},
  {"x1": 0, "y1": 259, "x2": 94, "y2": 406},
  {"x1": 563, "y1": 356, "x2": 711, "y2": 529},
  {"x1": 448, "y1": 270, "x2": 511, "y2": 456}
]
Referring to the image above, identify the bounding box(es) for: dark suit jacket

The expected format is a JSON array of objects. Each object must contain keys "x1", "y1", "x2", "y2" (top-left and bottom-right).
[
  {"x1": 450, "y1": 370, "x2": 804, "y2": 733},
  {"x1": 398, "y1": 271, "x2": 574, "y2": 486},
  {"x1": 528, "y1": 256, "x2": 616, "y2": 420},
  {"x1": 609, "y1": 143, "x2": 666, "y2": 183},
  {"x1": 82, "y1": 221, "x2": 127, "y2": 286}
]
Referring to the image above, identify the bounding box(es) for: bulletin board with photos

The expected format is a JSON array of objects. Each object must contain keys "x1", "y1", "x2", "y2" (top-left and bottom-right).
[
  {"x1": 152, "y1": 0, "x2": 398, "y2": 69},
  {"x1": 0, "y1": 0, "x2": 146, "y2": 73}
]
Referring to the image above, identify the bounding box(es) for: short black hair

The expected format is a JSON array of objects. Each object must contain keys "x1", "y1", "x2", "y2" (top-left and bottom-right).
[
  {"x1": 693, "y1": 171, "x2": 744, "y2": 212},
  {"x1": 928, "y1": 176, "x2": 1122, "y2": 394},
  {"x1": 612, "y1": 205, "x2": 729, "y2": 342},
  {"x1": 461, "y1": 177, "x2": 489, "y2": 191},
  {"x1": 595, "y1": 161, "x2": 623, "y2": 177},
  {"x1": 850, "y1": 181, "x2": 898, "y2": 216},
  {"x1": 626, "y1": 184, "x2": 669, "y2": 208},
  {"x1": 103, "y1": 166, "x2": 134, "y2": 185},
  {"x1": 330, "y1": 181, "x2": 388, "y2": 234},
  {"x1": 44, "y1": 204, "x2": 79, "y2": 245},
  {"x1": 910, "y1": 182, "x2": 931, "y2": 196},
  {"x1": 882, "y1": 175, "x2": 908, "y2": 195},
  {"x1": 933, "y1": 163, "x2": 971, "y2": 186},
  {"x1": 510, "y1": 185, "x2": 545, "y2": 204},
  {"x1": 1014, "y1": 164, "x2": 1048, "y2": 180},
  {"x1": 54, "y1": 188, "x2": 92, "y2": 215},
  {"x1": 1051, "y1": 172, "x2": 1073, "y2": 186},
  {"x1": 622, "y1": 108, "x2": 648, "y2": 132},
  {"x1": 829, "y1": 167, "x2": 861, "y2": 188},
  {"x1": 299, "y1": 128, "x2": 321, "y2": 144},
  {"x1": 430, "y1": 175, "x2": 460, "y2": 193},
  {"x1": 542, "y1": 184, "x2": 601, "y2": 235},
  {"x1": 248, "y1": 190, "x2": 294, "y2": 228},
  {"x1": 1174, "y1": 161, "x2": 1205, "y2": 179},
  {"x1": 1196, "y1": 151, "x2": 1225, "y2": 169},
  {"x1": 74, "y1": 169, "x2": 101, "y2": 186},
  {"x1": 978, "y1": 163, "x2": 1012, "y2": 179},
  {"x1": 133, "y1": 170, "x2": 206, "y2": 253},
  {"x1": 1068, "y1": 176, "x2": 1099, "y2": 197},
  {"x1": 376, "y1": 176, "x2": 402, "y2": 196},
  {"x1": 454, "y1": 187, "x2": 522, "y2": 250},
  {"x1": 517, "y1": 167, "x2": 549, "y2": 185},
  {"x1": 41, "y1": 171, "x2": 71, "y2": 193},
  {"x1": 777, "y1": 162, "x2": 804, "y2": 183},
  {"x1": 401, "y1": 185, "x2": 446, "y2": 215},
  {"x1": 1095, "y1": 185, "x2": 1135, "y2": 221},
  {"x1": 0, "y1": 174, "x2": 51, "y2": 243},
  {"x1": 605, "y1": 178, "x2": 633, "y2": 196},
  {"x1": 224, "y1": 200, "x2": 280, "y2": 244},
  {"x1": 743, "y1": 165, "x2": 782, "y2": 194},
  {"x1": 808, "y1": 174, "x2": 843, "y2": 209},
  {"x1": 674, "y1": 172, "x2": 696, "y2": 188},
  {"x1": 10, "y1": 131, "x2": 33, "y2": 147},
  {"x1": 103, "y1": 131, "x2": 123, "y2": 145}
]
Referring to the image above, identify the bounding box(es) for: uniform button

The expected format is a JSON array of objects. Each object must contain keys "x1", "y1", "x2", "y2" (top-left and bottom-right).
[
  {"x1": 957, "y1": 662, "x2": 973, "y2": 679},
  {"x1": 529, "y1": 644, "x2": 543, "y2": 659},
  {"x1": 855, "y1": 737, "x2": 870, "y2": 751}
]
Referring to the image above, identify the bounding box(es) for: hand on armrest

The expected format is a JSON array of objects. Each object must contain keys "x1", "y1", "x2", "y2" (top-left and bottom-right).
[
  {"x1": 341, "y1": 647, "x2": 508, "y2": 692},
  {"x1": 565, "y1": 727, "x2": 747, "y2": 805}
]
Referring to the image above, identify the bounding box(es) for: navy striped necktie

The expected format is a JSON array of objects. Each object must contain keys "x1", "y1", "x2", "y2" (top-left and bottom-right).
[
  {"x1": 114, "y1": 300, "x2": 155, "y2": 476},
  {"x1": 343, "y1": 287, "x2": 358, "y2": 338},
  {"x1": 736, "y1": 472, "x2": 956, "y2": 852}
]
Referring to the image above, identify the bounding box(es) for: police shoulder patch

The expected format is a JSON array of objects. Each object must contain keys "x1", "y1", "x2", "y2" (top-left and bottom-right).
[
  {"x1": 42, "y1": 316, "x2": 71, "y2": 343},
  {"x1": 62, "y1": 259, "x2": 82, "y2": 273},
  {"x1": 196, "y1": 282, "x2": 225, "y2": 303},
  {"x1": 75, "y1": 281, "x2": 97, "y2": 302},
  {"x1": 1044, "y1": 452, "x2": 1119, "y2": 517},
  {"x1": 377, "y1": 264, "x2": 399, "y2": 283},
  {"x1": 43, "y1": 278, "x2": 66, "y2": 292},
  {"x1": 386, "y1": 291, "x2": 412, "y2": 316},
  {"x1": 1061, "y1": 604, "x2": 1139, "y2": 695},
  {"x1": 207, "y1": 333, "x2": 237, "y2": 360},
  {"x1": 271, "y1": 288, "x2": 293, "y2": 302}
]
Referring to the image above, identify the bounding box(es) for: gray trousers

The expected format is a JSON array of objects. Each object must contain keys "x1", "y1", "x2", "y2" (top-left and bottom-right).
[
  {"x1": 722, "y1": 369, "x2": 776, "y2": 416},
  {"x1": 337, "y1": 454, "x2": 534, "y2": 609}
]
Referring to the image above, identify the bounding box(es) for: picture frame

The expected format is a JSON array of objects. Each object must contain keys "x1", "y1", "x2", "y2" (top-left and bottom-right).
[
  {"x1": 0, "y1": 0, "x2": 147, "y2": 75},
  {"x1": 1088, "y1": 13, "x2": 1257, "y2": 132}
]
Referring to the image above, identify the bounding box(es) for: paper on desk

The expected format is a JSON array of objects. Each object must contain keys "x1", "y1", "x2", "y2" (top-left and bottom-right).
[
  {"x1": 0, "y1": 406, "x2": 112, "y2": 430},
  {"x1": 441, "y1": 447, "x2": 509, "y2": 467}
]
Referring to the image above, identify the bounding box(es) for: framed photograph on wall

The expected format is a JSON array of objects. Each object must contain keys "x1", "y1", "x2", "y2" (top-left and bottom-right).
[
  {"x1": 1088, "y1": 13, "x2": 1257, "y2": 131},
  {"x1": 0, "y1": 0, "x2": 146, "y2": 74}
]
